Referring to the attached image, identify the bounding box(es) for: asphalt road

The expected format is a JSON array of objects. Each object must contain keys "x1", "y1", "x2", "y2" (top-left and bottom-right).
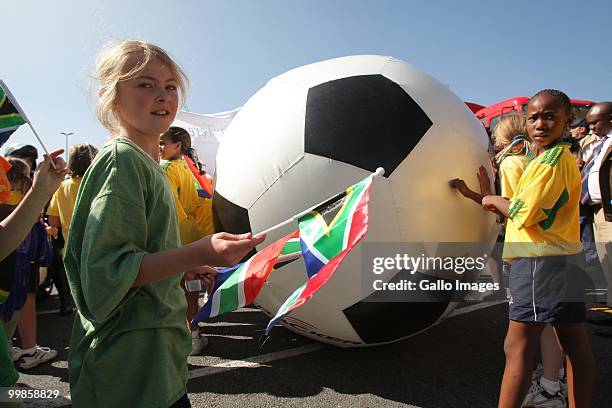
[{"x1": 11, "y1": 295, "x2": 612, "y2": 408}]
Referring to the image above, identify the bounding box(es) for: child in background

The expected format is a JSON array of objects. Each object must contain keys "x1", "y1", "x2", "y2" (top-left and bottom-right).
[
  {"x1": 47, "y1": 144, "x2": 98, "y2": 315},
  {"x1": 451, "y1": 114, "x2": 531, "y2": 203},
  {"x1": 0, "y1": 150, "x2": 67, "y2": 388},
  {"x1": 492, "y1": 114, "x2": 532, "y2": 199},
  {"x1": 64, "y1": 40, "x2": 264, "y2": 407},
  {"x1": 2, "y1": 157, "x2": 57, "y2": 369},
  {"x1": 450, "y1": 115, "x2": 531, "y2": 299},
  {"x1": 5, "y1": 157, "x2": 32, "y2": 206},
  {"x1": 481, "y1": 90, "x2": 595, "y2": 407},
  {"x1": 160, "y1": 126, "x2": 214, "y2": 355},
  {"x1": 48, "y1": 144, "x2": 98, "y2": 248}
]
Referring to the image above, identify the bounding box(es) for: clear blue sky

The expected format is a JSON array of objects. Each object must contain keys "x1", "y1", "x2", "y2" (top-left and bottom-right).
[{"x1": 3, "y1": 0, "x2": 611, "y2": 157}]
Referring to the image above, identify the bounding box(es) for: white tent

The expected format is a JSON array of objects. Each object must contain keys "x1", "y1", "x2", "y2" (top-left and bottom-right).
[{"x1": 172, "y1": 107, "x2": 240, "y2": 175}]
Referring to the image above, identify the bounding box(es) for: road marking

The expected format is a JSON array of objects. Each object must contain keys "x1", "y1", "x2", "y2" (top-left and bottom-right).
[
  {"x1": 188, "y1": 343, "x2": 326, "y2": 379},
  {"x1": 37, "y1": 309, "x2": 60, "y2": 315},
  {"x1": 204, "y1": 334, "x2": 254, "y2": 340},
  {"x1": 448, "y1": 300, "x2": 506, "y2": 318}
]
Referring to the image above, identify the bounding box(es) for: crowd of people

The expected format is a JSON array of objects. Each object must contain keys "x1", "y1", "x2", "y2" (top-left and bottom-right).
[{"x1": 0, "y1": 39, "x2": 610, "y2": 407}]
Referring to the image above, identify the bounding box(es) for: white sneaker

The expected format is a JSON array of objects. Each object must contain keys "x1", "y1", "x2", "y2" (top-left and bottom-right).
[
  {"x1": 190, "y1": 333, "x2": 208, "y2": 356},
  {"x1": 10, "y1": 346, "x2": 23, "y2": 362},
  {"x1": 531, "y1": 363, "x2": 543, "y2": 382},
  {"x1": 522, "y1": 381, "x2": 566, "y2": 408},
  {"x1": 19, "y1": 346, "x2": 58, "y2": 369}
]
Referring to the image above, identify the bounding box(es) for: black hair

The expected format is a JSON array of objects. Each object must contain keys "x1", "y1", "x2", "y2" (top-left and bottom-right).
[
  {"x1": 162, "y1": 126, "x2": 206, "y2": 174},
  {"x1": 5, "y1": 144, "x2": 38, "y2": 175},
  {"x1": 530, "y1": 89, "x2": 572, "y2": 115}
]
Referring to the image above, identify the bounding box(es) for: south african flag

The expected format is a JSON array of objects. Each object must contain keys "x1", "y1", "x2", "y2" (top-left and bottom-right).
[
  {"x1": 0, "y1": 81, "x2": 27, "y2": 148},
  {"x1": 265, "y1": 175, "x2": 373, "y2": 336},
  {"x1": 191, "y1": 230, "x2": 299, "y2": 323}
]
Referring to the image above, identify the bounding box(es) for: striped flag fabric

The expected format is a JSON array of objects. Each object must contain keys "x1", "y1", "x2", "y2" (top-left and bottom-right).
[
  {"x1": 191, "y1": 230, "x2": 299, "y2": 324},
  {"x1": 182, "y1": 155, "x2": 214, "y2": 199},
  {"x1": 265, "y1": 175, "x2": 373, "y2": 336},
  {"x1": 274, "y1": 234, "x2": 302, "y2": 267},
  {"x1": 0, "y1": 81, "x2": 27, "y2": 148}
]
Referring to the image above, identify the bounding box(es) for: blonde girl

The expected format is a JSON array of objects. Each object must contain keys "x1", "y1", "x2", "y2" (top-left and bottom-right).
[
  {"x1": 64, "y1": 40, "x2": 264, "y2": 407},
  {"x1": 492, "y1": 113, "x2": 532, "y2": 199}
]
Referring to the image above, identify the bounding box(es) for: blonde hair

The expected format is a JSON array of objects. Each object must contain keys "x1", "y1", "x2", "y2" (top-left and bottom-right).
[
  {"x1": 492, "y1": 114, "x2": 527, "y2": 150},
  {"x1": 492, "y1": 114, "x2": 532, "y2": 164},
  {"x1": 94, "y1": 40, "x2": 189, "y2": 133}
]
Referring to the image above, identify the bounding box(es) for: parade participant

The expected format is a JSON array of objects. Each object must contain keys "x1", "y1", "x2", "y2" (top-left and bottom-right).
[
  {"x1": 450, "y1": 114, "x2": 531, "y2": 300},
  {"x1": 494, "y1": 115, "x2": 568, "y2": 407},
  {"x1": 3, "y1": 157, "x2": 58, "y2": 370},
  {"x1": 583, "y1": 102, "x2": 612, "y2": 321},
  {"x1": 64, "y1": 40, "x2": 264, "y2": 408},
  {"x1": 0, "y1": 151, "x2": 67, "y2": 387},
  {"x1": 48, "y1": 144, "x2": 98, "y2": 247},
  {"x1": 0, "y1": 151, "x2": 66, "y2": 261},
  {"x1": 5, "y1": 157, "x2": 32, "y2": 205},
  {"x1": 481, "y1": 90, "x2": 595, "y2": 408},
  {"x1": 569, "y1": 118, "x2": 589, "y2": 140},
  {"x1": 160, "y1": 126, "x2": 214, "y2": 355},
  {"x1": 492, "y1": 114, "x2": 532, "y2": 200},
  {"x1": 47, "y1": 143, "x2": 99, "y2": 316}
]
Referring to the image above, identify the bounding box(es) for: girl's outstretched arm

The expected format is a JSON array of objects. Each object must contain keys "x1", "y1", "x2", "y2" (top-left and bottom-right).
[
  {"x1": 450, "y1": 166, "x2": 493, "y2": 206},
  {"x1": 133, "y1": 232, "x2": 265, "y2": 287},
  {"x1": 0, "y1": 151, "x2": 67, "y2": 260}
]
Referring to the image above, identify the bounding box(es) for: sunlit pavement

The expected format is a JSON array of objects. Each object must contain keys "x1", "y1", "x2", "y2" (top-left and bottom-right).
[{"x1": 13, "y1": 294, "x2": 612, "y2": 407}]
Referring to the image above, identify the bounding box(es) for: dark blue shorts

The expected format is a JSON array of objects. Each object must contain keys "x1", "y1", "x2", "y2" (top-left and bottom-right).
[{"x1": 508, "y1": 254, "x2": 586, "y2": 324}]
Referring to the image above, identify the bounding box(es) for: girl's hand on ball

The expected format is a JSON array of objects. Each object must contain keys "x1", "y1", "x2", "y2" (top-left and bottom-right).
[{"x1": 449, "y1": 178, "x2": 471, "y2": 197}]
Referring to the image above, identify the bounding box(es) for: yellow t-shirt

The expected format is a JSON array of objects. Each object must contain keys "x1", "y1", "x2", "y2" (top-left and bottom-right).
[
  {"x1": 499, "y1": 155, "x2": 531, "y2": 199},
  {"x1": 47, "y1": 177, "x2": 82, "y2": 245},
  {"x1": 162, "y1": 159, "x2": 214, "y2": 245},
  {"x1": 503, "y1": 143, "x2": 582, "y2": 260}
]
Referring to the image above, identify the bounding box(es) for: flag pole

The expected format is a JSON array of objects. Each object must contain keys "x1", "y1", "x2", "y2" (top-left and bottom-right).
[
  {"x1": 254, "y1": 167, "x2": 384, "y2": 237},
  {"x1": 26, "y1": 123, "x2": 56, "y2": 169},
  {"x1": 0, "y1": 80, "x2": 55, "y2": 169}
]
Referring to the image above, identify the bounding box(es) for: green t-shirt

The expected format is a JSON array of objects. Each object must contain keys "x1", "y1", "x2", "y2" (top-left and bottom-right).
[{"x1": 64, "y1": 138, "x2": 190, "y2": 408}]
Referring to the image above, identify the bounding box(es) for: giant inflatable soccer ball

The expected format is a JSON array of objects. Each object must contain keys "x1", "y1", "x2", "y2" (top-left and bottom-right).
[{"x1": 213, "y1": 55, "x2": 498, "y2": 347}]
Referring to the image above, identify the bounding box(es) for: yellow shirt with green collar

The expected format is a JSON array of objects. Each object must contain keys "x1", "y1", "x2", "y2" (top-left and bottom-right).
[
  {"x1": 503, "y1": 142, "x2": 582, "y2": 261},
  {"x1": 499, "y1": 155, "x2": 531, "y2": 199}
]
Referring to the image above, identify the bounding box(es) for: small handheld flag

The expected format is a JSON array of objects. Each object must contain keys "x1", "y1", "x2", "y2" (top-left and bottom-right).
[
  {"x1": 0, "y1": 80, "x2": 54, "y2": 165},
  {"x1": 0, "y1": 82, "x2": 27, "y2": 148},
  {"x1": 191, "y1": 231, "x2": 299, "y2": 324},
  {"x1": 264, "y1": 173, "x2": 374, "y2": 336}
]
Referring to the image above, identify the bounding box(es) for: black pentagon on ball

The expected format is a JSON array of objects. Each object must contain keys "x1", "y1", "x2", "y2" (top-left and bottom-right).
[
  {"x1": 304, "y1": 74, "x2": 432, "y2": 176},
  {"x1": 342, "y1": 270, "x2": 453, "y2": 343},
  {"x1": 212, "y1": 192, "x2": 256, "y2": 261}
]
